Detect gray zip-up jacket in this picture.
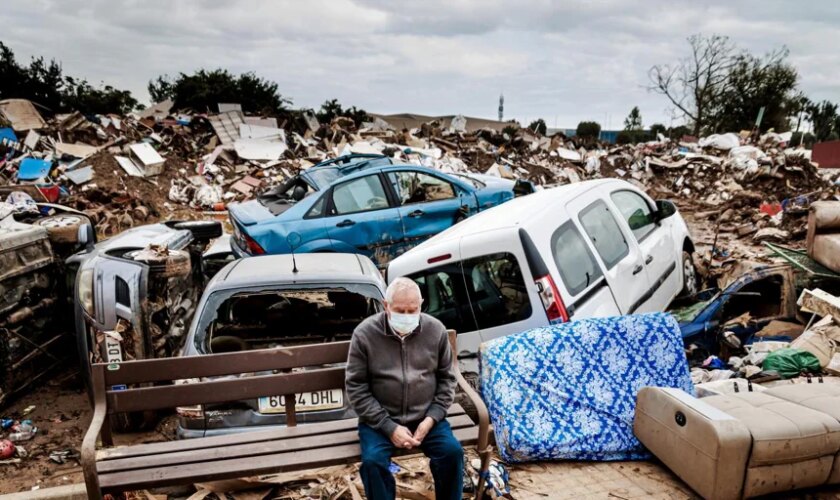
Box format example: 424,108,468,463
345,312,456,437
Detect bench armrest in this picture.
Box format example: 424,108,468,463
448,330,491,499
81,366,109,500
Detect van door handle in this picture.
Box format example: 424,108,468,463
633,265,643,275
645,255,654,265
408,210,425,218
336,219,355,227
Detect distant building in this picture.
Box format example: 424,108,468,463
813,140,840,169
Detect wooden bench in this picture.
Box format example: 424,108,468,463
82,331,491,499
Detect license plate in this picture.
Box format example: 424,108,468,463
104,336,123,364
258,389,343,414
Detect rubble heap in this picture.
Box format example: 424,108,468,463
1,103,837,243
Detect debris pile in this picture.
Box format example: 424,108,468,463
690,287,840,393
1,99,837,244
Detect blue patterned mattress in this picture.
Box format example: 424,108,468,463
480,312,693,462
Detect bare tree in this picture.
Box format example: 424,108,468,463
648,34,736,136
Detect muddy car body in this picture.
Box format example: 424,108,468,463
68,220,229,427
0,202,94,406
674,264,798,352
177,253,385,438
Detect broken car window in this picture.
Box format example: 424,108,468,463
330,175,389,215
721,275,784,323
306,194,327,218
610,190,656,241
196,286,383,354
551,221,604,296
578,200,629,270
388,171,456,205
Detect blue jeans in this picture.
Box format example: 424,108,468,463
359,420,464,500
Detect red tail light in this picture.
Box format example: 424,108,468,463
535,274,569,324
243,232,265,255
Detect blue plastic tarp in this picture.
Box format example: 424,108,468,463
18,158,52,181
480,312,693,462
0,128,17,145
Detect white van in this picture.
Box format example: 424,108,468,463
386,179,696,372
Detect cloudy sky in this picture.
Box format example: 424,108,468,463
3,0,839,129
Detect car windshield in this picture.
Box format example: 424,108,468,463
194,284,383,354
304,167,342,189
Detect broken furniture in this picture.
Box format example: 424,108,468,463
480,312,692,462
807,201,840,274
635,384,840,499
81,330,491,499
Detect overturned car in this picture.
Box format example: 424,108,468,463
1,198,94,406
68,220,231,429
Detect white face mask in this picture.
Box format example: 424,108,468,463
389,312,420,335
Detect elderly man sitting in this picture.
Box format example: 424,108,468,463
345,277,463,500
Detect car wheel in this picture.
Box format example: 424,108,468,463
34,214,87,244
680,251,698,297
125,249,192,279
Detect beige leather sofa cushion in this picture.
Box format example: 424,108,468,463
812,235,840,274
765,383,840,419
811,201,840,230
634,387,751,500
704,392,840,466
744,456,834,498
766,383,840,484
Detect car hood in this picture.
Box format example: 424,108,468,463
229,200,275,226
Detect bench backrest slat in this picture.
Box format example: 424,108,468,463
102,342,351,386
106,367,346,413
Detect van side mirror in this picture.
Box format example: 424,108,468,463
78,223,95,252
655,200,677,221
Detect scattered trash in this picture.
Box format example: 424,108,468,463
48,449,80,464
762,348,821,379
8,420,37,442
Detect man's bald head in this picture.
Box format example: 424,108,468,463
385,277,422,314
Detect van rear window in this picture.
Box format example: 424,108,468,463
406,252,531,333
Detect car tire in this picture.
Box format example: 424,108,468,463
680,251,698,297
125,249,192,279
173,220,222,241
34,214,87,244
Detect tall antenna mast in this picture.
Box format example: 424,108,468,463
498,92,504,122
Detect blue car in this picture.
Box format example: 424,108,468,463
228,154,534,265
673,264,797,353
